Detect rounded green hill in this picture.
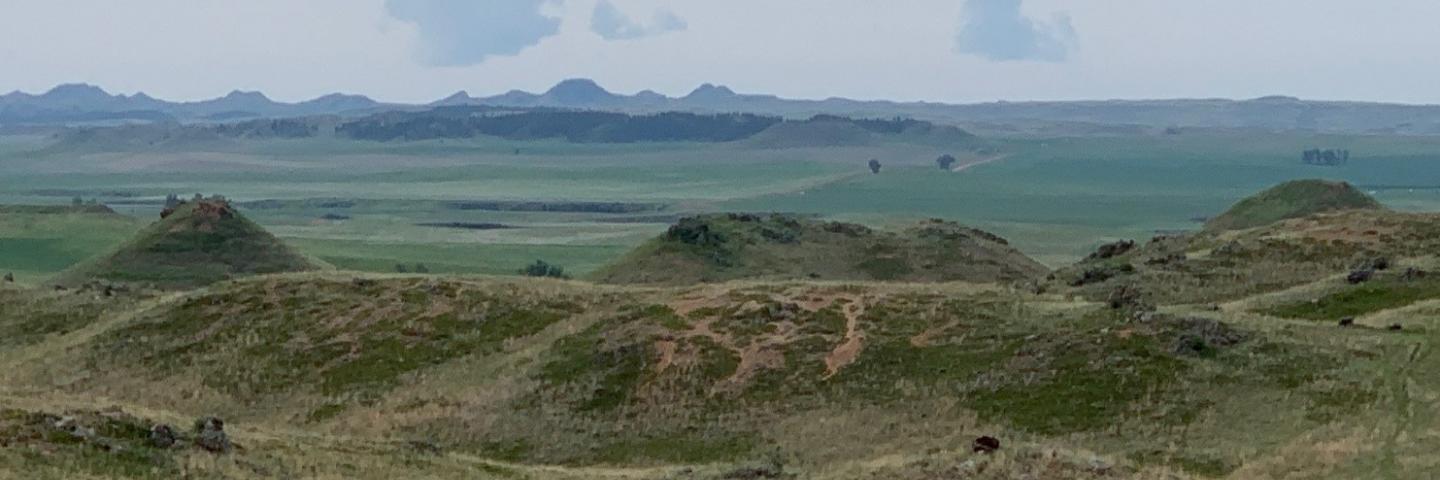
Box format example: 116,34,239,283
589,213,1047,284
1205,179,1382,231
54,199,324,289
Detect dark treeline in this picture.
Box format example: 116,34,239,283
336,107,781,143
208,118,321,139
55,106,963,146
809,114,932,135
1302,148,1350,166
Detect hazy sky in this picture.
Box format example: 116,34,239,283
3,0,1439,104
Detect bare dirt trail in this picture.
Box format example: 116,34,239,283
951,154,1011,173
823,299,867,378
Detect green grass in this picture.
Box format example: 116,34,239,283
96,277,584,406
1264,278,1440,321
1205,179,1382,231
287,237,631,277
0,207,141,283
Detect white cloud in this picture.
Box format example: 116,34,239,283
590,0,686,40
955,0,1076,62
384,0,562,66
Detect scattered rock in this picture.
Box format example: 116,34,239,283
1339,317,1355,327
1131,311,1159,323
1088,457,1113,474
1347,269,1374,284
1402,268,1428,282
1071,264,1135,286
1211,240,1244,256
193,416,231,453
765,302,802,321
1169,317,1246,355
1145,253,1187,266
1087,240,1136,260
721,455,788,479
1107,284,1149,311
405,440,442,455
972,436,1001,454
149,424,178,448
1354,257,1391,271
53,416,96,441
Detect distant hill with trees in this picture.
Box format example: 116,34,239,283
15,79,1440,134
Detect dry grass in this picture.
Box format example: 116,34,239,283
1,264,1438,478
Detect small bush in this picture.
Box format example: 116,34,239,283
519,260,569,279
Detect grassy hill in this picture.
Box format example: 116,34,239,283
5,182,1440,478
0,269,1429,478
1205,179,1383,231
589,214,1048,285
53,199,323,289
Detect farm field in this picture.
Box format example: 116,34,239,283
6,131,1440,278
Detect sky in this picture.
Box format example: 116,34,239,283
2,0,1439,104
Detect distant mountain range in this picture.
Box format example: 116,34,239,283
8,79,1440,134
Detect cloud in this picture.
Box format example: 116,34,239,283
590,0,687,40
385,0,561,66
955,0,1076,62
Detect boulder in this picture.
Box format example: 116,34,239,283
149,424,178,448
1107,284,1148,311
1347,269,1374,285
193,416,231,453
1168,317,1246,355
1087,240,1136,260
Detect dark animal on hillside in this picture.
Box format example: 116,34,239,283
972,436,1001,453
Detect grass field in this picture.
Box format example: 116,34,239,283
6,130,1440,278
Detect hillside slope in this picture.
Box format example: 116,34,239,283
0,271,1428,478
53,199,323,289
589,214,1048,285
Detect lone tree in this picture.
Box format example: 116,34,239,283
868,159,882,174
521,260,569,279
936,154,957,170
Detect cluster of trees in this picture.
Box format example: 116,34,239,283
936,154,957,170
163,193,226,208
1302,148,1350,166
809,114,929,135
338,108,781,143
208,118,320,139
520,260,569,279
868,159,882,174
